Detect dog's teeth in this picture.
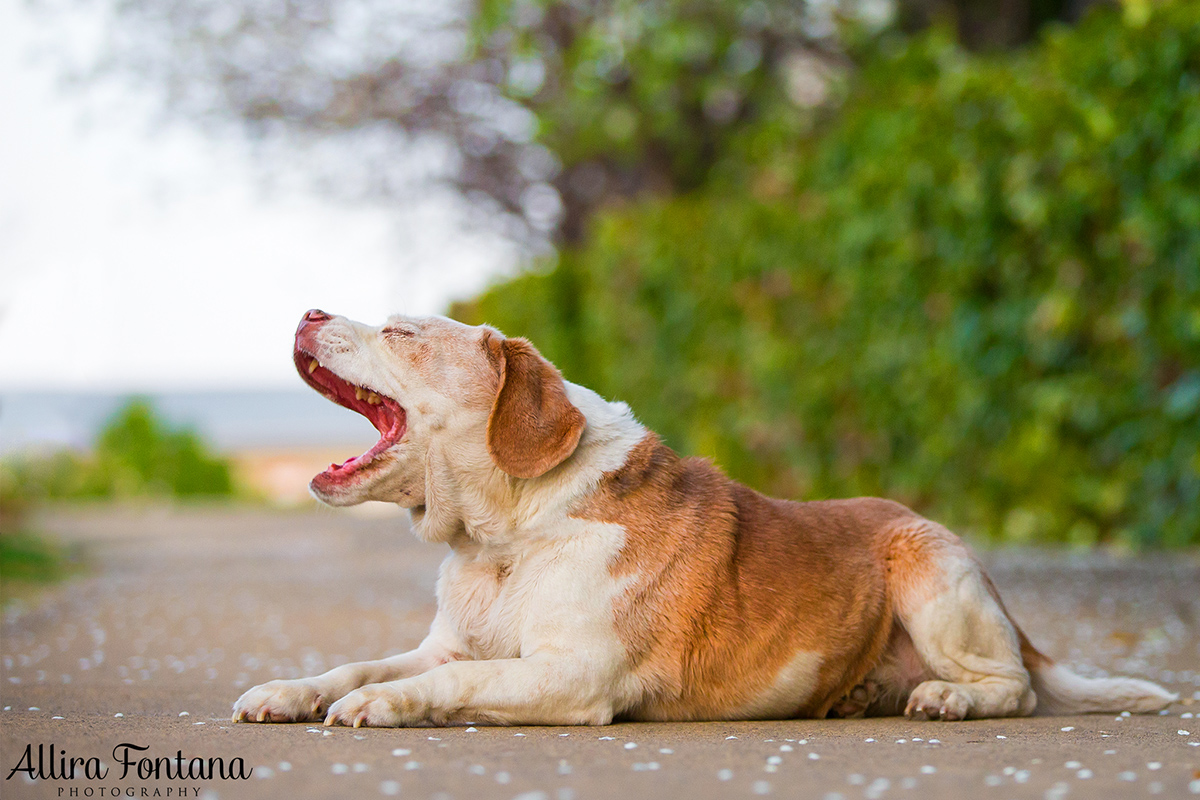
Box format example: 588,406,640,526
367,392,380,404
355,387,366,401
308,359,319,374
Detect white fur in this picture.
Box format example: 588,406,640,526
732,650,824,720
898,556,1036,720
1030,665,1178,715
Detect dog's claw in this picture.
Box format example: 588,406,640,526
324,712,335,727
256,708,268,723
312,696,323,715
353,713,366,729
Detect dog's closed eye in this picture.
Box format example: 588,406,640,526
384,326,418,338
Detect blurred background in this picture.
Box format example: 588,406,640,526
2,0,1198,595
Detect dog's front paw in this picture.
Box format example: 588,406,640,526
324,684,417,728
905,680,970,721
233,679,327,723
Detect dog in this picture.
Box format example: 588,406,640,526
232,309,1176,727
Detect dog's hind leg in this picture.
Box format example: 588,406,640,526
884,521,1037,721
828,680,878,718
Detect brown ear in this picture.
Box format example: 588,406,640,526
487,337,586,479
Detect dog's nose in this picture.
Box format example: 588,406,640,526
297,309,332,340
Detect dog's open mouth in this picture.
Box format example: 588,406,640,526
293,349,407,484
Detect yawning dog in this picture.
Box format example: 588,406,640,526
232,310,1176,727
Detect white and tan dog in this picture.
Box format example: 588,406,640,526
232,310,1176,727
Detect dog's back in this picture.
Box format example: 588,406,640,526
576,432,912,720
574,431,1175,721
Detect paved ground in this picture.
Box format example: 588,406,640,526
2,505,1199,800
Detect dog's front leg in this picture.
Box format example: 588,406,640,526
233,639,457,723
325,654,616,728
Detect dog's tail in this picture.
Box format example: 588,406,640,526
1019,632,1177,715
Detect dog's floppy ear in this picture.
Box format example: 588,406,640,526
486,336,586,479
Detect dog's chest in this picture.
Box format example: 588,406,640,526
440,553,538,660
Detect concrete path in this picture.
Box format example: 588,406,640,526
2,506,1198,799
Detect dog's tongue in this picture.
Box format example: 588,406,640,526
362,398,395,435
294,350,408,486
320,403,407,481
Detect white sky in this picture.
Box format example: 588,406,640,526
0,1,515,391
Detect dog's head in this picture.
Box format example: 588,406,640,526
294,310,586,509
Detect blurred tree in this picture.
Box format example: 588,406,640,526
50,0,850,246
48,0,1095,248
898,0,1108,49
454,2,1200,548
44,0,1195,548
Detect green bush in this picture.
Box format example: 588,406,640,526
2,399,235,502
0,531,73,586
453,3,1200,547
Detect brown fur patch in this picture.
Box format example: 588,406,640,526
486,338,587,479
573,433,927,720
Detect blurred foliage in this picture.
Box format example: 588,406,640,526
1,399,235,505
472,0,856,240
454,2,1200,548
472,0,1095,240
890,0,1103,51
74,0,1101,248
0,531,76,589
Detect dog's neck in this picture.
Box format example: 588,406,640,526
409,382,645,551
